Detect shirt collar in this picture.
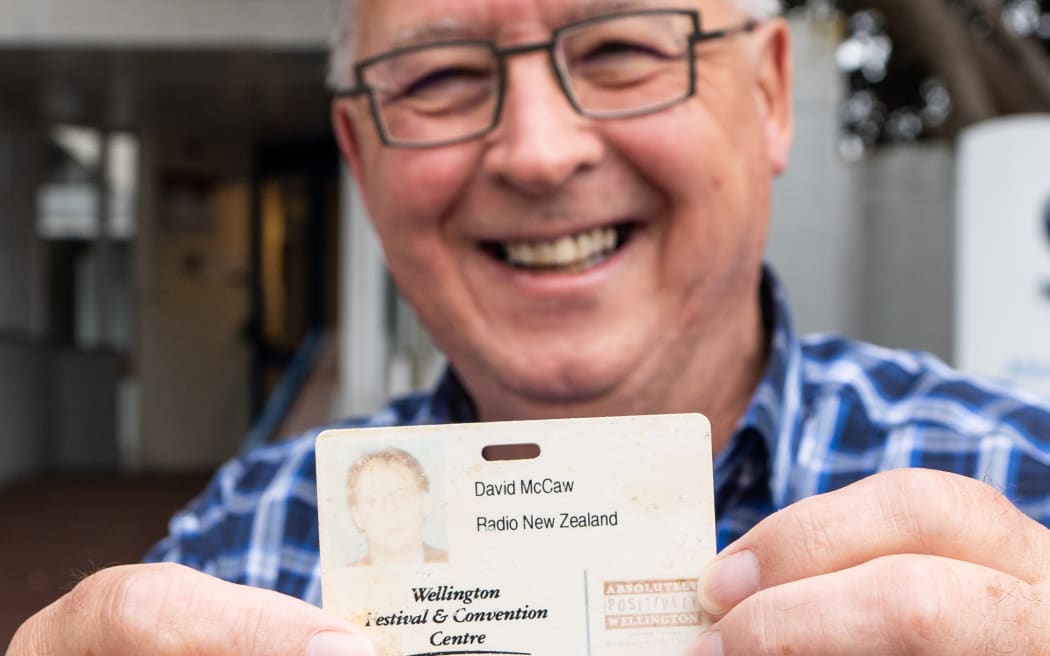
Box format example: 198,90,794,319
734,266,803,460
422,367,478,424
715,265,805,507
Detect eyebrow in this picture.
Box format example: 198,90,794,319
386,0,656,49
387,17,476,50
565,0,653,23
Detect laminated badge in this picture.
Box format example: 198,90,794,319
316,414,715,656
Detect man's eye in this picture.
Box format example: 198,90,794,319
578,40,671,62
397,67,491,100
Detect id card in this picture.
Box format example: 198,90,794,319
315,414,715,655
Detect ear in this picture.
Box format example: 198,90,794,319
332,98,370,193
752,19,794,176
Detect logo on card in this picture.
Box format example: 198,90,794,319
1042,195,1050,302
1043,194,1050,249
602,579,702,630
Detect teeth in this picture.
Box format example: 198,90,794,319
503,226,621,270
554,236,575,262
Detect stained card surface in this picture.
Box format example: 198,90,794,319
315,414,715,656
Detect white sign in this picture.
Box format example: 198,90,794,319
955,115,1050,395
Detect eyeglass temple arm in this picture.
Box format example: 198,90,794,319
335,87,369,98
691,19,760,44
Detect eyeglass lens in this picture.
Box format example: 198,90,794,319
360,11,697,145
555,12,694,116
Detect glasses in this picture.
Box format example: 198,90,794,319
335,8,758,148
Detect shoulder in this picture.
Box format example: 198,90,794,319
424,543,449,563
796,334,1050,512
798,334,1050,434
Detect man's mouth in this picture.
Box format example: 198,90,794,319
484,223,636,273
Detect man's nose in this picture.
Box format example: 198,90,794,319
481,54,605,197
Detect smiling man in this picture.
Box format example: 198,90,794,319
10,1,1050,655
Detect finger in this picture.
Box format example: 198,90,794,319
691,554,1050,656
7,563,376,656
701,468,1050,616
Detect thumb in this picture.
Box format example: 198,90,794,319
7,563,376,656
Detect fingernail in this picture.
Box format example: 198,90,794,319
688,629,724,656
700,549,760,616
307,631,377,656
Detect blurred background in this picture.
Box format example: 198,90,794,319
1,0,1048,644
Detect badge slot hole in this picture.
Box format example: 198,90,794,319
481,443,542,461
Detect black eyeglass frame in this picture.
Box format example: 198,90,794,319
334,8,759,148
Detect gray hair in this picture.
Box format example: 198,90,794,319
327,0,783,89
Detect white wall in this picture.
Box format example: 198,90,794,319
768,16,956,363
768,16,865,338
856,143,955,361
0,0,329,47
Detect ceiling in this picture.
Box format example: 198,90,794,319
0,47,334,142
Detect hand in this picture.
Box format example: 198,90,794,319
690,469,1050,655
7,563,376,656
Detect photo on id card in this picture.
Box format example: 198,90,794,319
316,414,716,656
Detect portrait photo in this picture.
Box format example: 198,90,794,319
321,439,448,567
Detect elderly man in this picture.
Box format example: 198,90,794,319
10,0,1050,654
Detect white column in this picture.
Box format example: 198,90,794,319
335,166,390,418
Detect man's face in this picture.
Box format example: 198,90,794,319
350,462,427,552
335,0,793,419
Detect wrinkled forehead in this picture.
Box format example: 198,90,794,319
353,0,723,55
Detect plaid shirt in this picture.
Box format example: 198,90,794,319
145,269,1050,605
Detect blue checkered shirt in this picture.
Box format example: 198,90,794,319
145,269,1050,605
